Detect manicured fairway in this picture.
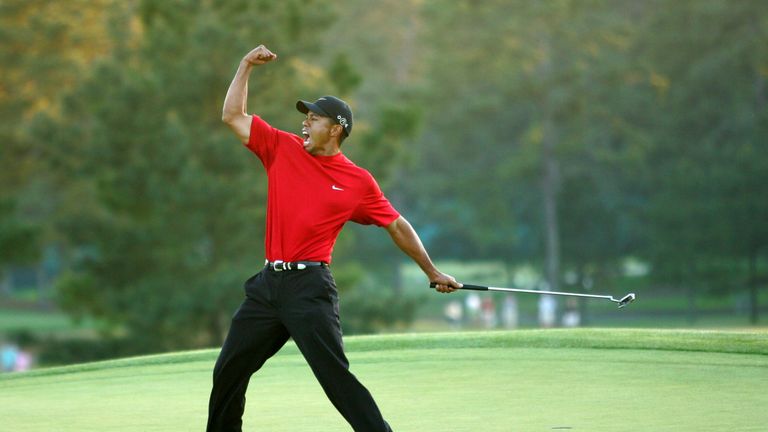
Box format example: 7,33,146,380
1,329,766,431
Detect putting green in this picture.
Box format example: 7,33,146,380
1,329,766,431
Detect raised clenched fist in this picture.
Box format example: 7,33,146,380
243,45,277,66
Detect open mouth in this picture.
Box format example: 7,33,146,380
301,129,310,145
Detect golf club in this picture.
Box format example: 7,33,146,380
429,282,636,309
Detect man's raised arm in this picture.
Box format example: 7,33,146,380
221,45,277,144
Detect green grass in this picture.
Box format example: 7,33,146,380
2,329,767,431
0,309,92,334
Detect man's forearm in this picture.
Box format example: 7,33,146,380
221,47,276,142
386,216,440,280
222,60,252,122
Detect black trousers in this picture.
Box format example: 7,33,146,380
206,266,393,432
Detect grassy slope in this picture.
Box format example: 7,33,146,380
2,329,767,431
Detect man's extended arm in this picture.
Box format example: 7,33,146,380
221,45,277,143
385,216,462,293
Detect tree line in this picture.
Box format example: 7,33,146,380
1,0,766,359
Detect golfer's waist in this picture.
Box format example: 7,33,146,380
265,259,328,272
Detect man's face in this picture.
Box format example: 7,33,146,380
301,111,337,154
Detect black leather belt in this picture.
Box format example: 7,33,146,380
265,260,327,272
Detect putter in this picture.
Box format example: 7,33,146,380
429,283,636,309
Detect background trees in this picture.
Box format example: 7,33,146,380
639,0,768,323
23,0,338,351
1,0,766,361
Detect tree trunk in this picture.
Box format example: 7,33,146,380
749,249,759,324
749,15,764,325
542,117,561,295
538,32,561,302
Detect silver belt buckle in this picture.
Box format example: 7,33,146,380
272,260,285,272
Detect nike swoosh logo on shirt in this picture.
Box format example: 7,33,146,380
331,185,344,191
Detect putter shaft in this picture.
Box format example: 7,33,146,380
429,283,635,308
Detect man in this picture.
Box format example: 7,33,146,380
207,45,461,432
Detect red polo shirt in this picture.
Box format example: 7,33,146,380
245,115,400,263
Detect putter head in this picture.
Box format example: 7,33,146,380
617,293,636,309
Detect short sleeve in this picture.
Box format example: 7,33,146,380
245,115,280,168
350,173,401,227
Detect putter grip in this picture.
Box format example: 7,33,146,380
429,283,488,291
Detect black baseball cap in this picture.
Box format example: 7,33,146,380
296,96,353,137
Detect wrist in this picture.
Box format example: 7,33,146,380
425,268,442,281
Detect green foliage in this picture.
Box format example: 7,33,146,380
348,103,422,185
406,0,649,272
640,0,768,311
4,0,768,358
35,1,338,352
401,0,767,316
328,53,363,96
0,199,39,264
339,284,422,335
